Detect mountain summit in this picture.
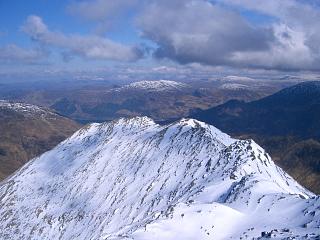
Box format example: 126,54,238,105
0,117,319,239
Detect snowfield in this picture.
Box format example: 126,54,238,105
0,117,319,239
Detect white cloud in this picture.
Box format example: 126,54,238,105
219,0,320,70
137,0,273,66
67,0,135,21
5,0,320,71
134,0,320,71
0,44,48,64
22,15,143,62
67,0,139,34
229,24,315,70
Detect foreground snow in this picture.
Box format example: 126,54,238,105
0,117,319,239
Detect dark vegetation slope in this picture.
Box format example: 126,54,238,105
0,103,80,180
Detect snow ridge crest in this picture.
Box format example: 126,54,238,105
0,117,319,240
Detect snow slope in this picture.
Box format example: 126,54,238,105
0,117,319,239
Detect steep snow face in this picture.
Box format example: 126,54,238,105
113,80,189,92
0,117,319,240
0,100,56,118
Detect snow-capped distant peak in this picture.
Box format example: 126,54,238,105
220,83,250,90
222,75,255,82
114,80,189,92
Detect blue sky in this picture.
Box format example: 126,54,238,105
0,0,158,74
0,1,70,44
1,0,320,80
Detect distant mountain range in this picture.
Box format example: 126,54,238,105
1,79,277,123
0,117,318,239
0,101,80,180
192,81,320,193
49,80,271,123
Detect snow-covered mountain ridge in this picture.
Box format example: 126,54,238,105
0,117,319,239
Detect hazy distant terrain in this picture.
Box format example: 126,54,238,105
0,78,292,123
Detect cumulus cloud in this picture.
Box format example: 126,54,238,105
6,0,320,71
0,44,48,64
67,0,139,34
220,0,320,70
135,0,320,71
137,0,273,66
68,0,136,21
22,15,143,62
